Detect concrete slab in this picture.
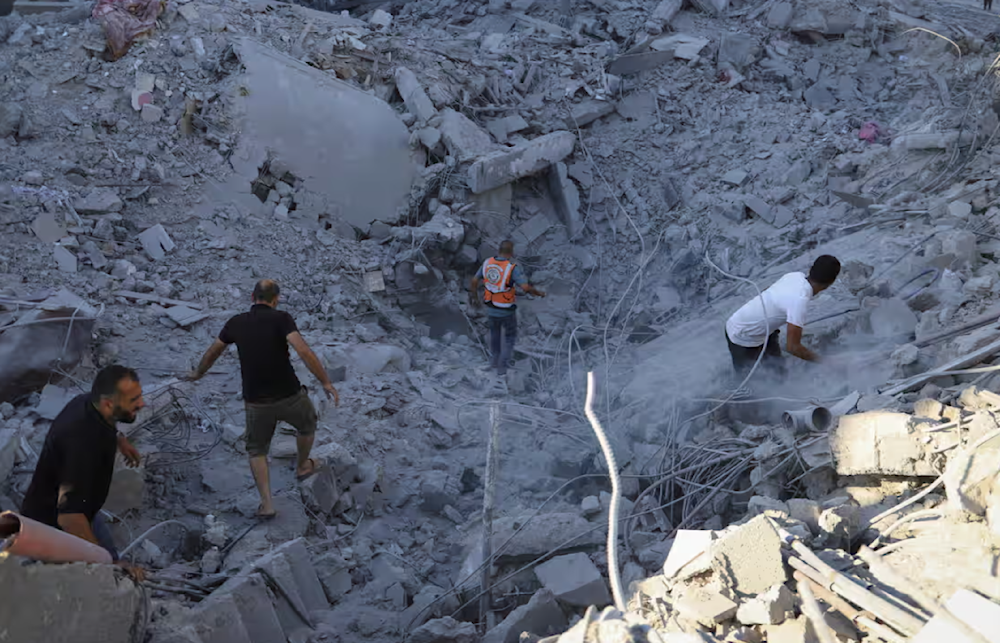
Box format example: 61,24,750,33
215,574,285,643
394,67,437,123
534,553,611,607
736,584,795,625
830,411,937,476
912,589,1000,643
662,530,715,580
467,131,576,194
190,593,252,643
437,108,495,162
711,515,786,597
481,588,567,643
676,587,738,626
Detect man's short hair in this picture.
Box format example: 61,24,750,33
809,255,841,286
252,279,280,303
499,240,514,255
91,365,139,404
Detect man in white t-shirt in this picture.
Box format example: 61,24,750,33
725,255,841,374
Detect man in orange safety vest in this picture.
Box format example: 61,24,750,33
469,240,546,375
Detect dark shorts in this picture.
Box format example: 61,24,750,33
726,329,784,376
244,387,317,457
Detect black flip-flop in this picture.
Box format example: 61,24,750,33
296,458,319,482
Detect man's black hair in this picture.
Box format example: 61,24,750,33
91,365,139,403
809,255,841,286
252,279,280,303
499,240,514,255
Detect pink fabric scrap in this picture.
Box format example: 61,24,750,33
859,121,880,143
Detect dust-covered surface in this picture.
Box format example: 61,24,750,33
4,0,1000,639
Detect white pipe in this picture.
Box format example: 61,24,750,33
120,520,189,558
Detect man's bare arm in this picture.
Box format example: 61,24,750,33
188,339,227,381
785,324,818,362
287,332,339,405
522,283,546,297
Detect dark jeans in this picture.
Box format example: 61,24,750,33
488,314,517,374
92,513,120,561
726,329,783,377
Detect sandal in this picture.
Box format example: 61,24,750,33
256,504,277,520
296,458,319,482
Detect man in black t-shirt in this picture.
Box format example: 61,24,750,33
21,365,144,569
188,279,338,519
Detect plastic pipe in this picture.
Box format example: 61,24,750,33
799,579,838,643
782,406,833,434
793,571,905,643
0,511,112,564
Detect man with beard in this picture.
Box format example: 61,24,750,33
21,365,145,568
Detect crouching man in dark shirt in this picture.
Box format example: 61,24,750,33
187,279,339,520
21,365,145,572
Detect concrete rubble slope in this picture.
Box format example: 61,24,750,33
5,0,1000,640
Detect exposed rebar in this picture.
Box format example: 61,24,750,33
479,401,500,631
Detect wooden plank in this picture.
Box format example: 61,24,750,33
880,336,1000,396
116,290,204,310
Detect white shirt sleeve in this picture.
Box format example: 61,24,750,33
785,292,809,328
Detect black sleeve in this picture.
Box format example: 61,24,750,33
218,317,236,344
56,436,101,517
280,312,299,337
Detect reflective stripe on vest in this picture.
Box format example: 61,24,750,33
482,258,516,308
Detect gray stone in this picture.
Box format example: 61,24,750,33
581,495,601,517
534,553,611,607
746,496,789,517
566,99,615,128
737,584,795,626
411,617,478,643
711,516,786,597
141,104,164,123
804,83,837,110
650,0,683,25
869,298,918,338
784,159,812,185
420,470,459,514
190,594,251,643
718,33,759,71
138,224,175,261
74,188,123,214
454,245,479,267
787,499,820,534
548,162,581,238
742,195,773,222
104,463,144,515
314,552,353,603
511,212,553,247
940,229,979,267
690,0,728,15
676,587,738,626
468,131,576,194
437,108,494,162
481,588,567,643
214,575,284,643
0,429,18,483
0,103,23,138
401,585,448,631
417,127,443,154
395,67,437,123
299,464,339,515
491,513,604,563
266,495,309,543
767,2,793,28
0,556,142,642
53,245,77,273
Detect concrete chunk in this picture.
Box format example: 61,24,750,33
215,575,284,643
314,552,353,604
676,587,738,626
912,589,1000,643
74,188,122,214
138,224,175,261
412,617,478,643
662,530,715,580
0,429,19,484
737,584,795,625
830,411,937,476
711,516,786,597
300,464,339,515
511,211,553,247
649,33,710,60
548,162,581,238
746,496,789,517
534,553,611,607
491,512,604,563
53,245,77,273
32,212,66,243
787,499,821,534
190,594,252,643
481,588,567,643
395,67,437,123
565,99,615,128
468,131,576,194
869,298,918,338
437,108,494,162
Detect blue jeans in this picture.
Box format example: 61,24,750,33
92,513,120,561
488,314,517,373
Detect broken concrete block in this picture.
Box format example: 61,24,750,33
36,384,75,421
31,212,66,244
481,588,567,643
491,513,604,563
831,411,937,476
300,464,339,515
743,195,773,222
649,33,710,60
711,516,786,597
74,188,123,214
676,587,738,627
141,104,164,123
944,431,1000,515
818,504,861,547
869,298,918,338
581,495,601,517
369,8,392,28
548,162,581,238
437,108,494,162
395,67,437,123
767,2,793,28
314,552,353,604
663,529,715,580
138,224,175,261
0,429,18,483
722,170,748,186
534,553,612,607
737,584,795,625
0,103,24,138
912,589,1000,643
511,211,553,248
718,32,759,72
53,245,77,273
565,99,615,128
0,556,142,641
787,499,820,534
766,616,817,643
467,131,576,194
411,616,478,643
948,201,972,219
746,496,789,517
420,470,459,514
103,462,145,515
689,0,728,15
650,0,683,25
940,229,979,268
214,574,284,643
804,83,837,110
190,594,252,643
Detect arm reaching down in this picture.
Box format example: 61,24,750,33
188,339,228,381
522,284,546,298
786,324,819,362
287,331,339,406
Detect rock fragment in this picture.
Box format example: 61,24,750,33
534,553,612,607
468,131,576,194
